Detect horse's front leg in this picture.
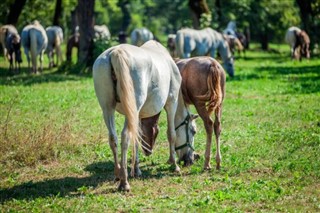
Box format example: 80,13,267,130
164,102,180,173
119,121,130,191
133,141,142,177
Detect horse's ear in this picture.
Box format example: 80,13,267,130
190,114,199,121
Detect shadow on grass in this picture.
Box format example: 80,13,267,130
0,159,181,203
0,161,115,203
0,64,91,86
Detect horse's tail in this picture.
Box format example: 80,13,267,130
198,62,222,115
110,48,139,171
175,31,184,58
29,29,38,72
54,30,63,63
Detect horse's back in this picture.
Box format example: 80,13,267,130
285,26,301,46
130,28,154,46
22,24,48,51
176,56,225,104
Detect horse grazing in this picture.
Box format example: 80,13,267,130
0,25,22,73
21,21,48,73
93,40,198,191
176,56,226,170
224,34,244,57
130,27,154,46
46,26,64,68
66,33,79,62
167,34,176,57
175,27,235,77
285,26,310,60
94,25,111,40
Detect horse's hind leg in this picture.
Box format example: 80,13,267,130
194,103,214,170
118,120,131,191
214,105,222,170
102,110,121,182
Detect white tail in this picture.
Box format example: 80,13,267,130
110,48,139,174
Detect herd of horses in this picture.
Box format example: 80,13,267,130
0,21,311,191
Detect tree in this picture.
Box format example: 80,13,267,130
53,0,62,26
77,0,95,66
296,0,320,52
6,0,27,25
188,0,210,29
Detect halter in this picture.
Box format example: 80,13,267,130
175,113,195,151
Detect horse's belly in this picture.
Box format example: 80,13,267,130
139,90,167,118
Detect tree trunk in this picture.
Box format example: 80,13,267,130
6,0,27,25
296,0,315,51
215,0,222,28
188,0,210,29
77,0,95,66
53,0,62,26
117,0,131,43
260,33,268,50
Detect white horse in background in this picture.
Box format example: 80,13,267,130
130,27,154,46
223,21,237,36
93,40,198,191
21,21,48,73
46,26,63,68
175,27,235,77
94,25,111,40
285,26,310,60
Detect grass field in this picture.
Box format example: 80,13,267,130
0,44,319,212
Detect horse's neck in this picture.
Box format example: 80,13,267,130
218,39,231,63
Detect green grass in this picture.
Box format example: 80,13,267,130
0,43,319,212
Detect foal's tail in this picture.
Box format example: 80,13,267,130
198,62,223,115
175,31,184,58
110,48,139,160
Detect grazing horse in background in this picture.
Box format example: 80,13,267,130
285,26,310,60
21,21,48,73
224,34,244,57
167,34,176,57
223,21,237,37
46,26,64,68
176,56,226,170
0,25,22,72
130,27,154,46
175,27,235,77
93,40,198,191
66,33,79,62
94,25,111,40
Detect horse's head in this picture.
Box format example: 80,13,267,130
140,112,161,156
299,31,310,59
175,113,199,166
219,38,235,77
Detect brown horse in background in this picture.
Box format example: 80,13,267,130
66,33,79,62
285,26,310,60
176,56,226,170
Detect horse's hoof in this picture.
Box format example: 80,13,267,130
204,164,212,170
174,165,181,173
216,164,221,170
118,182,130,192
167,158,175,165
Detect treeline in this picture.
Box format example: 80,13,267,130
0,0,319,65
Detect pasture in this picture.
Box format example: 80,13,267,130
0,44,319,212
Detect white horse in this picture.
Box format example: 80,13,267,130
94,25,111,40
223,21,237,36
130,27,154,46
175,27,235,77
93,40,198,191
46,26,63,68
21,21,48,73
285,26,310,60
